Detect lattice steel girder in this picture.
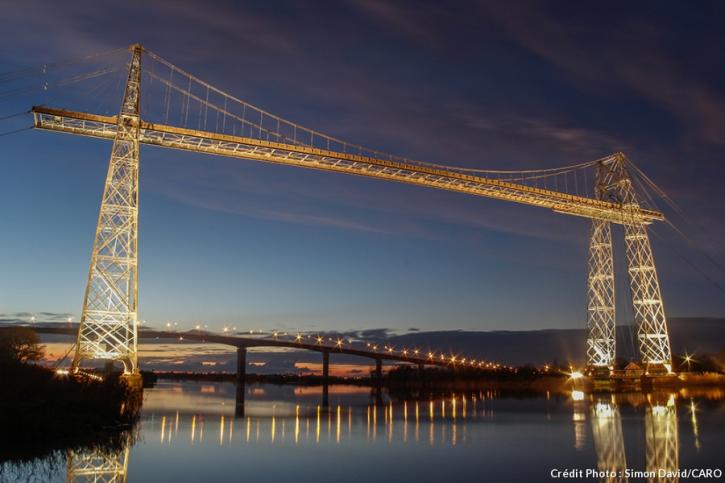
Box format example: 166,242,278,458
31,107,664,225
71,45,142,374
586,219,616,368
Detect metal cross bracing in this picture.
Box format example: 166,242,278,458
586,217,616,370
584,156,672,374
585,161,618,373
27,44,673,375
70,44,142,374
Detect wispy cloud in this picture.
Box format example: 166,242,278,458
482,1,725,146
151,180,391,235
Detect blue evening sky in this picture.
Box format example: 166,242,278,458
1,1,724,333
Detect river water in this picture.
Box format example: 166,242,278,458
2,381,724,482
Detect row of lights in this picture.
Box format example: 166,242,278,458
54,368,102,381
282,333,508,369
27,315,74,323
54,318,510,371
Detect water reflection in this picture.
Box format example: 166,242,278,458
688,399,700,451
67,434,131,483
573,392,588,450
2,383,722,482
590,397,627,482
143,387,505,447
645,395,678,483
577,393,682,483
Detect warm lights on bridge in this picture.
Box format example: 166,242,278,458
137,324,511,371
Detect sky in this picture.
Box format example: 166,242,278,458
1,0,725,337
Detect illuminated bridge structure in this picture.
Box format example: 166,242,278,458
27,44,674,378
25,326,501,382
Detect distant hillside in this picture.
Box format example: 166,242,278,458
384,317,725,366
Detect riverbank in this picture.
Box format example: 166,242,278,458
150,367,725,394
0,363,141,463
150,368,572,392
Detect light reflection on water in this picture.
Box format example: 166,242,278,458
139,383,510,451
152,401,473,447
3,382,724,482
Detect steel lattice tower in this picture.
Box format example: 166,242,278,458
586,154,672,374
71,45,142,374
585,162,617,370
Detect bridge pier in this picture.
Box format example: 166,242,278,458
375,358,382,380
374,385,383,406
322,350,330,380
418,362,425,378
322,383,329,408
235,380,245,418
236,346,247,382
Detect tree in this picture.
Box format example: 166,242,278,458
0,327,45,364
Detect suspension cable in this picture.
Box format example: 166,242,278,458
0,47,126,84
649,226,725,296
0,125,32,137
144,49,611,179
0,66,121,101
0,109,29,121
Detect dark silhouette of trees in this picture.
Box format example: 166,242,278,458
0,327,45,365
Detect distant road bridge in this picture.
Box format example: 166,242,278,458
18,326,496,381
